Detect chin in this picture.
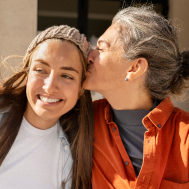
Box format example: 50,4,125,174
83,80,91,90
44,117,60,124
37,111,59,122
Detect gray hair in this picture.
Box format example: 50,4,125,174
113,6,189,100
23,25,91,63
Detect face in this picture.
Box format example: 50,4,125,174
83,24,127,94
24,40,82,129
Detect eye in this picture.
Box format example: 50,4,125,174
96,47,102,51
35,69,46,74
61,74,73,80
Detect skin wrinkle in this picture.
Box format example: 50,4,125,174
85,24,153,110
97,27,126,83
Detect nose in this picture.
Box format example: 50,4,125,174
42,74,59,94
87,49,98,64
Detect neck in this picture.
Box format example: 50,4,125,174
101,84,153,111
24,109,57,130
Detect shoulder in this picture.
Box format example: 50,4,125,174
58,122,73,183
171,107,189,142
92,98,111,132
172,107,189,125
151,98,189,132
93,98,108,112
93,98,109,121
58,122,72,154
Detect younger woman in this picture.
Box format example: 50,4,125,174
0,25,93,189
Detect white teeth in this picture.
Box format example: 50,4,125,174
39,96,61,103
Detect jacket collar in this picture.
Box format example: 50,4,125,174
143,98,174,130
104,98,174,130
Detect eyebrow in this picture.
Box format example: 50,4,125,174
34,59,79,73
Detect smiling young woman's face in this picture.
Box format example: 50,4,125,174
24,40,83,129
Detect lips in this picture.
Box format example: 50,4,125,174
39,95,62,103
86,65,92,73
86,69,91,73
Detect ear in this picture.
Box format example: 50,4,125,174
125,58,148,81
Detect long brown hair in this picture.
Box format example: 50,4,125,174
0,30,94,189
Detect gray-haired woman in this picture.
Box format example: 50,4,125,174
0,25,94,189
84,6,189,189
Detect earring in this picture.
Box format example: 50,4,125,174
125,77,129,81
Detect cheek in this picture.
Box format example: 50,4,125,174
95,55,112,74
95,56,102,67
61,82,81,98
26,74,43,97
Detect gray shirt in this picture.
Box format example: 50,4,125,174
112,100,159,176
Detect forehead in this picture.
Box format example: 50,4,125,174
31,40,82,67
98,24,122,50
34,40,79,57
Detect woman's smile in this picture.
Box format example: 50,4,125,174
38,94,63,104
24,39,82,129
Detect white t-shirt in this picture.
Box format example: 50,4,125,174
0,117,72,189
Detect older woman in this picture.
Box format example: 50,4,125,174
0,25,93,189
84,6,189,189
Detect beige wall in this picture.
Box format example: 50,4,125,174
0,0,37,58
169,0,189,50
0,0,188,111
169,0,189,112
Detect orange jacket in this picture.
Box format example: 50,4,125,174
92,98,189,189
